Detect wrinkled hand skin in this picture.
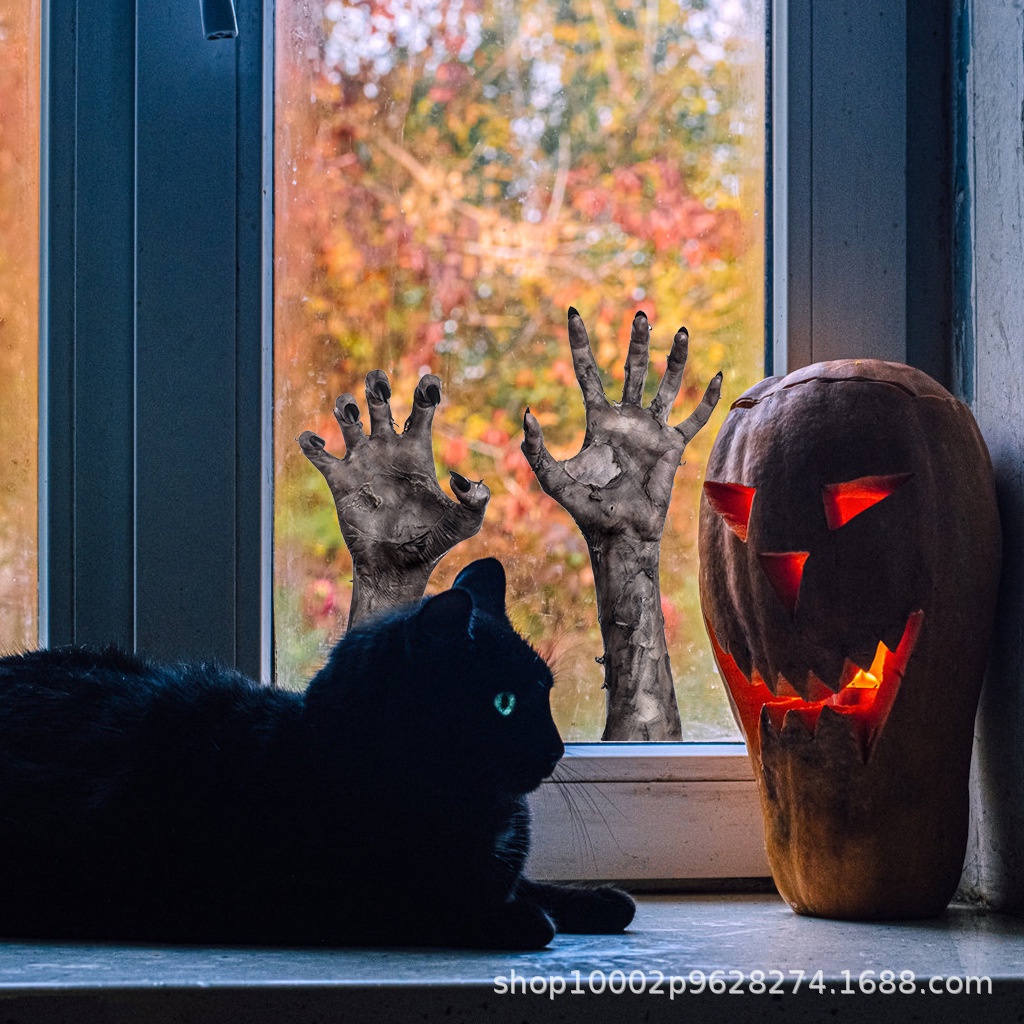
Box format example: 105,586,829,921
522,308,721,740
298,371,490,627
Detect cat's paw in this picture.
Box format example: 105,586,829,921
566,884,636,933
519,879,636,934
488,899,556,950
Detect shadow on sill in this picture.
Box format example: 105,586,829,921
1,893,1023,1023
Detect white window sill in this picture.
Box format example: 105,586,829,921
2,895,1023,1021
529,743,770,882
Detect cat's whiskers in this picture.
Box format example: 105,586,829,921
545,778,598,871
554,760,626,825
550,772,629,873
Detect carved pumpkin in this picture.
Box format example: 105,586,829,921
698,360,1001,919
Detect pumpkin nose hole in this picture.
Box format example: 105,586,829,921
758,551,809,616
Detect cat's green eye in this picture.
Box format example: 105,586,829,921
494,692,516,717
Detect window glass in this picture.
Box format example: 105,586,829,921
275,0,763,740
0,0,40,650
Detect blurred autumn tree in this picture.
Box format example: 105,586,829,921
275,0,764,739
0,0,40,651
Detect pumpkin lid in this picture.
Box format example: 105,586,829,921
732,359,955,410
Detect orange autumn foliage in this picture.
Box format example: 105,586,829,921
273,0,765,740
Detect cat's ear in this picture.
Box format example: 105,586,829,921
416,587,474,637
452,558,507,618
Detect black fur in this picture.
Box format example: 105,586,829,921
0,559,634,949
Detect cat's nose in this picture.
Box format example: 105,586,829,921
543,742,565,777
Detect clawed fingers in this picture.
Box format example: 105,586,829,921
567,307,610,415
297,429,328,455
405,373,443,443
440,471,490,543
675,371,723,444
521,408,551,477
649,326,689,422
621,310,651,406
449,470,490,512
333,393,367,453
365,369,396,435
296,429,345,482
521,408,589,505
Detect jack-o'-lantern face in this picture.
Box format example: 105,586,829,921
702,471,922,761
697,359,1001,920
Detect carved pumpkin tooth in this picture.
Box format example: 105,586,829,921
729,639,754,681
846,646,877,673
813,704,863,758
808,650,847,694
805,672,834,703
881,621,908,654
774,676,801,699
758,705,777,747
837,659,863,692
777,670,820,701
751,666,772,695
780,708,813,743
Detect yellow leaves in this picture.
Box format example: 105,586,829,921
321,228,364,287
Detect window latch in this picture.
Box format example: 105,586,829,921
201,0,238,40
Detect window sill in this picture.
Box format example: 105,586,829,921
529,743,770,882
2,894,1023,1022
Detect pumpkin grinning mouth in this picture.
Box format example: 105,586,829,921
708,611,924,761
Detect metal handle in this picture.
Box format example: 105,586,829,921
201,0,238,40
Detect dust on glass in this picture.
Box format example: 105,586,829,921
274,0,764,740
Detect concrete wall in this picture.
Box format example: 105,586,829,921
958,0,1024,910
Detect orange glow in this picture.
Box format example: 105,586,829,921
757,551,809,616
707,611,923,761
833,641,886,706
822,473,912,530
703,481,756,542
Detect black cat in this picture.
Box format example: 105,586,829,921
0,558,634,949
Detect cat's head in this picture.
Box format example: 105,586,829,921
415,558,565,795
310,558,565,797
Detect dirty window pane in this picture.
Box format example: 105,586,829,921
274,0,764,740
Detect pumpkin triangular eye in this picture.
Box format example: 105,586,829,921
703,481,757,542
822,473,912,530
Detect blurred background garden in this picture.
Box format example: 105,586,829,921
0,0,40,655
274,0,765,739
